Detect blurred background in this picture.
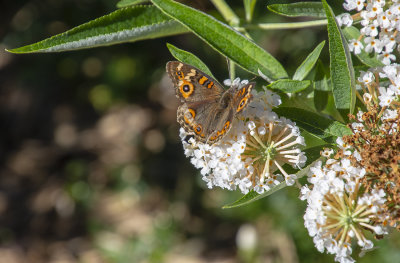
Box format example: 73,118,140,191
1,0,400,262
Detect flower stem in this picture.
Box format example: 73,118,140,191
241,20,328,30
210,0,240,26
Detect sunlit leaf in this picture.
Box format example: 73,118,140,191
116,0,149,8
8,5,187,53
293,41,325,81
268,2,326,18
167,43,215,78
151,0,288,80
268,79,311,93
322,0,355,112
273,107,352,143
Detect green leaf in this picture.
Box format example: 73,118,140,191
268,2,326,18
222,145,326,209
322,0,356,112
116,0,149,8
314,89,329,112
222,184,286,209
244,0,257,22
7,5,187,53
293,41,325,81
314,60,330,91
342,26,384,67
166,43,215,78
151,0,288,80
273,107,352,143
268,79,311,93
314,60,330,111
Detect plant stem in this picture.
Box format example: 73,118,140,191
210,0,240,26
244,0,257,22
228,59,236,81
242,19,328,30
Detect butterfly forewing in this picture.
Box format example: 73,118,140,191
166,61,225,103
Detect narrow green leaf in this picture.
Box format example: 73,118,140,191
273,107,352,142
166,43,215,78
244,0,257,22
322,0,356,112
268,2,326,18
314,60,329,111
293,41,325,81
268,79,311,93
342,26,384,67
314,89,329,112
314,60,330,91
151,0,288,80
222,145,326,209
222,183,286,209
7,5,187,53
116,0,149,8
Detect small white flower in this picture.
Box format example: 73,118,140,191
343,0,358,11
337,13,354,27
379,51,396,65
361,21,379,37
356,0,366,11
321,148,334,158
366,2,383,18
382,108,399,120
348,39,364,54
358,70,375,84
378,11,392,28
364,37,383,52
378,86,395,106
380,64,398,78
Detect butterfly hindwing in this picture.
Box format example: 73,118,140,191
232,82,255,114
177,100,221,143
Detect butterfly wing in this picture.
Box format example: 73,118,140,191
206,82,255,144
166,61,225,103
177,101,221,143
231,82,255,114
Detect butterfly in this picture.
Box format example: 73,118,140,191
166,61,254,145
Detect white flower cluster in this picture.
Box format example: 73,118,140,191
180,79,306,194
358,64,400,118
342,0,400,64
301,150,388,263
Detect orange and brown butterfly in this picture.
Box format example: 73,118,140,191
166,61,254,144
